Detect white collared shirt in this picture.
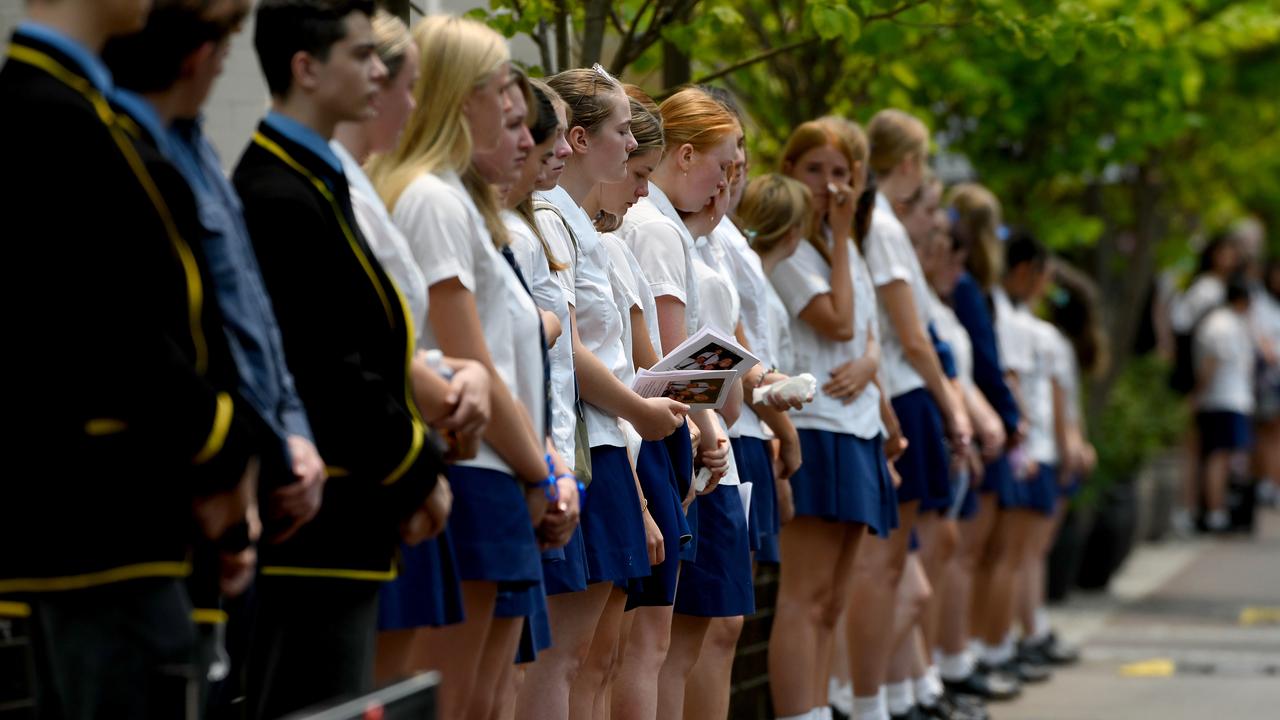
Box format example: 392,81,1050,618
540,187,629,448
505,210,576,462
602,231,663,368
394,170,545,472
331,141,428,333
864,192,933,399
621,183,701,341
771,232,883,439
1195,306,1256,414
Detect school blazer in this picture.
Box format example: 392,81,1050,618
233,123,444,580
0,33,261,595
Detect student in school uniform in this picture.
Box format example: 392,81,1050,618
944,184,1025,699
540,67,690,718
369,16,573,719
587,91,703,720
2,2,262,715
1193,275,1257,532
232,2,462,715
621,85,745,720
982,233,1056,685
328,11,499,685
772,118,899,720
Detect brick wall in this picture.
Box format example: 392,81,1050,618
730,566,780,720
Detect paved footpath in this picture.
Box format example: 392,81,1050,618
993,509,1280,720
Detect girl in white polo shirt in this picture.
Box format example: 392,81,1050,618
369,17,569,719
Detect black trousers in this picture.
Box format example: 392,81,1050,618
246,577,379,719
27,578,199,720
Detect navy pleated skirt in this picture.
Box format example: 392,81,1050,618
980,453,1019,509
791,428,899,537
626,439,692,608
377,533,464,631
445,465,542,584
673,483,755,617
495,580,551,664
664,423,697,563
732,436,780,563
542,525,588,596
891,388,953,511
582,445,650,584
1018,462,1059,516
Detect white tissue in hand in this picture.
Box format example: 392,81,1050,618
754,373,817,405
693,467,712,493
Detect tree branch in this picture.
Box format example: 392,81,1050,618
677,36,820,94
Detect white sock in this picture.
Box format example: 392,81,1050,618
818,708,834,720
885,680,914,715
914,669,943,708
1031,607,1052,642
1206,508,1230,530
983,638,1014,665
940,649,974,680
853,690,889,720
830,677,854,716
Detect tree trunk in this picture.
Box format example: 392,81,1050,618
581,0,610,67
663,40,691,88
555,6,571,74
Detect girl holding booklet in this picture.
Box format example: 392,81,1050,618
770,118,898,720
620,86,746,720
538,66,688,718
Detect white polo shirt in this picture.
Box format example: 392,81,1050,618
621,183,701,341
771,231,883,439
394,170,546,473
540,188,629,449
505,210,575,463
1195,306,1256,414
332,141,428,333
711,217,773,440
864,192,932,399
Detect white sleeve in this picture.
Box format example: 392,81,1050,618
696,269,737,335
770,242,831,317
604,235,642,310
534,209,577,304
394,181,477,291
627,220,689,303
863,212,915,289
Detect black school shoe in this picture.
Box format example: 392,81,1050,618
920,694,988,720
943,668,1021,701
1026,632,1081,665
977,658,1051,685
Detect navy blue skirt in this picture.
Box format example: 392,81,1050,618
582,445,650,584
674,484,755,617
377,533,465,631
1197,410,1253,456
791,428,899,537
446,465,542,584
626,440,693,608
980,453,1019,509
1059,473,1083,499
495,580,551,664
732,437,780,564
542,526,588,595
891,388,953,510
665,425,697,563
1019,463,1059,516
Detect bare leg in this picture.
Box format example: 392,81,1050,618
611,603,675,720
940,495,995,659
846,501,917,700
571,585,628,720
374,628,417,686
515,583,612,720
413,581,498,720
489,663,523,720
683,615,744,720
467,616,522,720
977,510,1032,648
886,556,932,686
1203,450,1232,513
766,518,863,716
657,612,712,720
915,513,958,656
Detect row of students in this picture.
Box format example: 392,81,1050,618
1,2,1104,720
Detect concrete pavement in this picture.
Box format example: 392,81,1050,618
992,509,1280,720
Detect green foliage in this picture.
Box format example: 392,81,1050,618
1082,354,1187,506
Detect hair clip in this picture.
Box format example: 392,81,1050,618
591,63,618,85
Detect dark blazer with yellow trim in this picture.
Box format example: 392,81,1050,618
233,121,444,578
0,33,260,594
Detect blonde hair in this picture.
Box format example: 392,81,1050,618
735,174,813,255
657,86,740,156
867,108,928,177
548,66,624,135
948,182,1004,289
624,85,664,157
780,119,859,264
371,9,413,82
369,15,509,213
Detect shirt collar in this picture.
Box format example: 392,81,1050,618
645,182,696,248
264,110,343,177
112,89,171,156
14,21,113,95
875,190,893,213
